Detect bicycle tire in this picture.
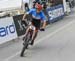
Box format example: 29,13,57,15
20,32,31,57
20,44,27,57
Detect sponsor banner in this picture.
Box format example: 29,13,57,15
0,17,18,44
13,14,26,36
46,4,65,23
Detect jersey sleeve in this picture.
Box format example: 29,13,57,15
26,9,34,14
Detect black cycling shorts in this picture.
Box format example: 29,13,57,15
32,18,41,29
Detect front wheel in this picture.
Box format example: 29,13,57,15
20,44,27,57
20,32,31,57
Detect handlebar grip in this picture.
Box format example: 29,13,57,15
40,28,45,31
22,21,28,26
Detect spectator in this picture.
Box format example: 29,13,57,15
22,0,30,12
24,3,30,12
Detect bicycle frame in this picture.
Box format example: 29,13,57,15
20,23,35,57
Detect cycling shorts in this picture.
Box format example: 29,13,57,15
32,18,41,30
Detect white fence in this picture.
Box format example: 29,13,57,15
0,17,18,44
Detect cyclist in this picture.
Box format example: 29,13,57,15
22,3,46,45
33,1,41,8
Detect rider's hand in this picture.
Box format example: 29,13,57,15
40,28,45,31
22,19,27,21
22,19,28,26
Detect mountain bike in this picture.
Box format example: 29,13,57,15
20,21,35,57
20,20,45,57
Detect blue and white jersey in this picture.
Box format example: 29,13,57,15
26,8,46,21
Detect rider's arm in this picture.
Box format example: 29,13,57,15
22,9,33,20
22,13,27,20
42,20,46,29
41,12,47,29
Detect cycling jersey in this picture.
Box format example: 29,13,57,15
26,8,46,21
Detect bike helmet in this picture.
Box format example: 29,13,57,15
35,3,43,11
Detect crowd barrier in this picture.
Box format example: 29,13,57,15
0,17,18,44
13,14,26,36
0,15,30,44
46,4,65,23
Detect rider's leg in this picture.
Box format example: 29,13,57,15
31,30,36,40
31,29,38,45
32,30,38,41
23,26,30,40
